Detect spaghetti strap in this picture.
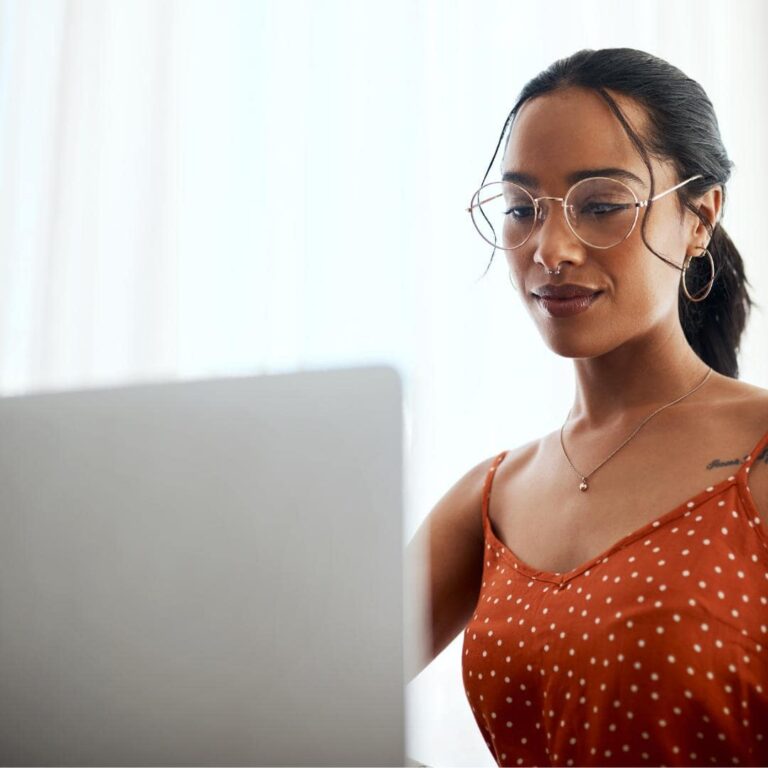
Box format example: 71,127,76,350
739,422,768,477
482,451,508,528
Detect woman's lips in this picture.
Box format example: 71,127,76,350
535,291,603,318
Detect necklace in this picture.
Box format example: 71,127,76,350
560,366,713,492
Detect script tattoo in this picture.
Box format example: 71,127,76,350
706,444,768,471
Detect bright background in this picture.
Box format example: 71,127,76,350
1,1,767,765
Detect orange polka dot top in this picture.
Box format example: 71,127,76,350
462,426,768,767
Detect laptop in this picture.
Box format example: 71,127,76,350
0,364,406,766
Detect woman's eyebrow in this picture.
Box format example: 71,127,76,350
501,167,646,190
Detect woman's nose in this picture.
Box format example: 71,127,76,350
534,201,577,240
531,201,587,266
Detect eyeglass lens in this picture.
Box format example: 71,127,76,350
470,178,639,250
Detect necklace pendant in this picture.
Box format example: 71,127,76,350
579,478,589,492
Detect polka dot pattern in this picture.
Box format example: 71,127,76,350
462,427,768,767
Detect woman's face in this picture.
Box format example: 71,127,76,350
502,86,713,360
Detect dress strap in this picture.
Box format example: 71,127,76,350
739,422,768,478
482,451,508,525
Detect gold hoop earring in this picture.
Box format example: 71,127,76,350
681,246,715,302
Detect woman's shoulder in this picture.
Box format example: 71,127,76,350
719,376,768,401
710,376,768,427
730,381,768,519
488,435,542,484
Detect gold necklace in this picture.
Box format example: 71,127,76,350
560,366,713,492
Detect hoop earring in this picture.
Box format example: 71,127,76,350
508,270,518,290
681,246,715,302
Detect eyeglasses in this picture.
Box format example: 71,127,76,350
466,174,703,250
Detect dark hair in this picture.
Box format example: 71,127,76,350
479,47,758,379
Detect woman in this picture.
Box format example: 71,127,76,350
408,48,768,767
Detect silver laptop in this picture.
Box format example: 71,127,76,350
0,365,405,766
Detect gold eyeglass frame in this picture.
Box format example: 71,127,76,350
466,174,704,250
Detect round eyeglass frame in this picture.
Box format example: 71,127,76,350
466,174,704,251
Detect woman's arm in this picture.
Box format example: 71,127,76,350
404,456,494,683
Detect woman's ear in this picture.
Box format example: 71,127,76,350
689,185,723,246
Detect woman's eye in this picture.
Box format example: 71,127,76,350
505,206,535,219
582,202,626,215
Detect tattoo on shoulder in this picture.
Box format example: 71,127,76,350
706,456,742,471
706,444,768,471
